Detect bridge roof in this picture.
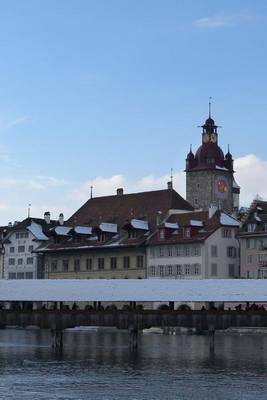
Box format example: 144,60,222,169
1,279,267,302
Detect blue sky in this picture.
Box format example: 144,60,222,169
0,0,266,223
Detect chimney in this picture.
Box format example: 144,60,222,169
156,211,162,226
117,188,124,196
167,181,173,190
8,222,12,227
44,211,51,224
58,213,64,226
209,204,218,219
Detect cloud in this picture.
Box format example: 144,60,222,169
0,153,266,225
193,13,255,29
235,154,267,205
0,115,30,132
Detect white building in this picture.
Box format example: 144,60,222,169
2,213,59,279
147,209,240,280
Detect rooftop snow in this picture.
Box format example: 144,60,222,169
131,219,149,230
54,226,72,236
190,220,203,227
27,222,49,241
220,213,240,227
164,222,179,230
233,179,241,189
74,226,92,235
99,223,117,233
1,279,267,302
216,165,229,171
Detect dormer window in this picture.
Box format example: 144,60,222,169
247,223,256,233
159,229,165,240
99,232,106,242
128,230,137,239
184,228,191,238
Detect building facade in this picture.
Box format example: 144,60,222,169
147,209,240,279
37,186,194,279
239,200,267,278
186,114,240,214
2,214,57,279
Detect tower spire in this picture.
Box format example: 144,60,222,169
209,96,212,118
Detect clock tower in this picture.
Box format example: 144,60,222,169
185,112,240,214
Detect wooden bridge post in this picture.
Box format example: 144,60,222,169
129,326,138,350
209,329,215,353
51,329,63,351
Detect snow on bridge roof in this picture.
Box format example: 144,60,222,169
1,279,267,303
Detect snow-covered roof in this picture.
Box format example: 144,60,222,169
255,216,262,222
216,165,229,171
74,226,92,235
131,219,149,230
164,222,179,230
190,220,203,227
220,213,240,227
99,223,117,234
54,226,72,236
27,222,49,241
1,279,267,302
233,179,240,189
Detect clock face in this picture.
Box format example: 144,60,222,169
215,176,229,199
210,133,217,143
203,133,209,143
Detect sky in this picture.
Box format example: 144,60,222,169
0,0,267,224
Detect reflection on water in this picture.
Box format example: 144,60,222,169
0,329,267,399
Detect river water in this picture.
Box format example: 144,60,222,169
0,329,267,399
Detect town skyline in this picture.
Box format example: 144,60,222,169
0,0,266,223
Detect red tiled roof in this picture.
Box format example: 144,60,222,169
67,189,193,230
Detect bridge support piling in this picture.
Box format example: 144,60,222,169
51,329,63,351
129,326,138,350
209,329,215,353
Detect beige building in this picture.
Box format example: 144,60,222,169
147,208,240,279
37,186,194,279
239,200,267,278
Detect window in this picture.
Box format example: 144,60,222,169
185,247,190,256
227,246,236,258
194,264,200,275
229,264,235,277
150,266,156,276
24,232,29,238
8,258,15,266
128,230,137,239
159,265,164,276
246,239,250,249
123,256,130,269
158,247,164,257
184,228,191,238
137,255,144,269
17,272,24,279
194,198,198,206
110,257,117,270
74,259,80,272
211,245,218,257
26,272,33,279
98,258,105,270
167,265,173,275
222,229,232,238
62,259,69,272
247,254,253,265
167,247,173,257
194,247,200,256
185,264,190,275
211,263,217,276
28,245,33,252
8,272,16,279
51,260,57,272
86,258,92,271
18,258,23,265
27,257,33,265
175,246,181,256
99,232,106,242
18,246,25,253
15,233,19,239
150,247,155,257
247,224,256,233
9,247,14,253
176,265,182,275
264,223,267,232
